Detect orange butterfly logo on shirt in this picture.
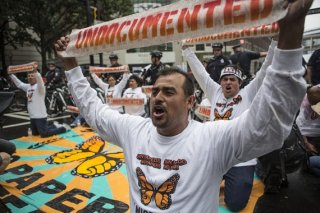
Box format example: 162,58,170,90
46,136,124,178
136,167,180,210
214,108,233,121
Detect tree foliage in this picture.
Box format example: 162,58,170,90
96,0,134,21
1,0,134,73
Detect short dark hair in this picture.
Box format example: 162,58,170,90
106,74,116,82
157,66,194,98
129,74,143,87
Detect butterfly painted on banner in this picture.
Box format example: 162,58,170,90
45,136,124,178
214,108,233,121
136,167,180,210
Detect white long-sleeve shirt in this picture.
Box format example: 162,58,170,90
65,47,306,213
122,87,147,116
10,72,47,118
184,41,277,167
91,73,130,112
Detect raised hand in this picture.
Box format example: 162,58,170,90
54,36,78,70
278,0,314,49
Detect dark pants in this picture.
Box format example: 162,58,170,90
306,137,320,176
0,138,16,155
223,165,255,212
30,118,66,138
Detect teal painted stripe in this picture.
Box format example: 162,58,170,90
254,172,262,181
59,130,85,144
10,139,34,149
88,175,113,207
17,155,49,161
219,206,233,212
11,131,85,151
29,163,62,174
27,145,72,151
5,203,39,212
55,169,79,185
119,164,127,177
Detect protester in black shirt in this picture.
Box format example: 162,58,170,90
206,42,230,83
230,44,267,80
142,50,168,85
105,53,122,82
45,61,64,88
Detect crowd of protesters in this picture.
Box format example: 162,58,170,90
1,0,319,212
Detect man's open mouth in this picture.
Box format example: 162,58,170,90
153,105,165,117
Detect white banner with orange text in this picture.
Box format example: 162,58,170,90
89,65,129,73
62,0,287,57
109,98,145,106
7,62,38,74
183,22,278,45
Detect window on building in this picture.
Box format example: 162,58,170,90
195,44,205,51
127,43,173,53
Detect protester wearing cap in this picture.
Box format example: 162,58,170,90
45,60,64,88
142,50,169,85
183,38,278,211
105,53,123,82
230,42,267,82
219,65,243,99
206,42,230,83
109,53,121,67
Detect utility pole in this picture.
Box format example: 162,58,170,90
84,0,94,65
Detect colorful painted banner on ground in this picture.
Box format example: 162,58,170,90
0,126,264,212
0,127,129,212
62,0,287,57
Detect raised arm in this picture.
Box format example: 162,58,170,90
182,46,220,102
35,72,46,95
9,74,28,92
214,0,313,171
243,38,278,100
91,73,109,93
113,72,131,98
54,37,145,147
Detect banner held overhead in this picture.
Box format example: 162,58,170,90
62,0,287,57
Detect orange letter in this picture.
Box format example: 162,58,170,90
177,5,201,33
160,10,178,36
117,21,131,43
129,18,145,41
142,13,162,39
95,25,109,46
204,0,222,28
105,23,119,45
83,27,99,48
233,3,245,24
224,0,245,25
75,30,84,49
251,0,273,21
224,0,233,25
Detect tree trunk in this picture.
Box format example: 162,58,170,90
40,34,47,76
0,22,7,77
